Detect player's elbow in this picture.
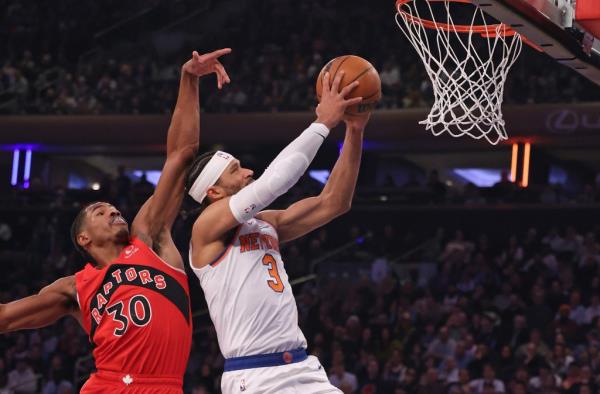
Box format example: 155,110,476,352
336,201,352,216
179,143,200,162
170,144,199,166
321,194,352,217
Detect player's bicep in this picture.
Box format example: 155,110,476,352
132,198,185,269
193,198,240,244
154,230,185,271
0,277,76,332
189,198,245,268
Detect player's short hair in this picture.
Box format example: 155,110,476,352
185,150,218,205
70,202,99,261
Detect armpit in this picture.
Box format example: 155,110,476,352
63,276,81,310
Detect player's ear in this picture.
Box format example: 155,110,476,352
206,186,225,202
77,231,91,248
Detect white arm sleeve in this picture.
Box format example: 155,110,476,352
228,122,329,223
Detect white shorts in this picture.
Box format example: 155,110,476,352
221,355,341,394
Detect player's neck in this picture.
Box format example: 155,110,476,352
89,241,127,268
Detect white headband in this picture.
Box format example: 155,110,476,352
188,151,235,203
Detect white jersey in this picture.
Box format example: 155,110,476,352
190,218,307,359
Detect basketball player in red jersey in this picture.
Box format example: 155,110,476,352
0,48,231,393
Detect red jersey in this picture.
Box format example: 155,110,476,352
75,237,192,382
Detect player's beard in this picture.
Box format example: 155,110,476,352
115,227,130,245
229,178,254,195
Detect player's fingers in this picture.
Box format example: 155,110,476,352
340,80,360,98
215,62,230,84
344,97,363,106
331,70,344,95
216,71,223,89
215,69,227,86
209,48,232,60
213,63,226,79
217,69,227,88
323,72,331,94
198,48,230,65
193,51,201,62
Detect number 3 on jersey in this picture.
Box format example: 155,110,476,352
262,254,284,293
106,295,152,336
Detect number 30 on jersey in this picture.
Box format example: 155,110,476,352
106,295,152,336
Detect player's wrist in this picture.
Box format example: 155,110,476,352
181,64,198,79
346,127,365,137
314,117,336,131
310,122,331,138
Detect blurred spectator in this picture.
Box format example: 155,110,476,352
329,362,358,393
469,364,506,393
417,368,445,394
585,295,600,324
525,288,553,331
427,326,457,360
7,356,36,394
132,173,155,205
115,165,132,206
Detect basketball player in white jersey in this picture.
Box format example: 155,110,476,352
185,72,369,393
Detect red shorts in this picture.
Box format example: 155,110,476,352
81,370,183,393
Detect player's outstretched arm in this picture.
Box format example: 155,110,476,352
190,72,362,268
132,49,231,261
258,113,369,243
0,276,79,333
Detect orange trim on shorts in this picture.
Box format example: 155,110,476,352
209,225,242,268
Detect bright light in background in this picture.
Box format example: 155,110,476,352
522,142,531,188
91,182,101,191
23,149,32,189
11,150,20,186
308,170,330,185
132,170,162,186
453,168,502,187
510,143,518,182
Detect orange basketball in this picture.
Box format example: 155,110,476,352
316,55,381,115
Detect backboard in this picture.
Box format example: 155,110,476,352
472,0,600,85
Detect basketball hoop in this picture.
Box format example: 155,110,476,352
395,0,524,145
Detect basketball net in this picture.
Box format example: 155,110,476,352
395,0,523,145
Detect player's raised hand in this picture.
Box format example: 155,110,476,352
343,112,371,133
316,71,363,130
183,48,232,89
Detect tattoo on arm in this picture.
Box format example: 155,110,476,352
139,231,164,256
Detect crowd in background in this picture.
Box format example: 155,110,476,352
0,169,600,393
2,0,600,115
6,166,600,212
